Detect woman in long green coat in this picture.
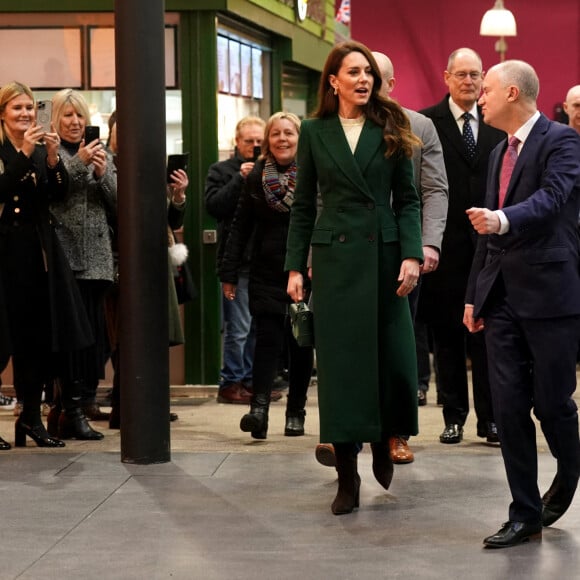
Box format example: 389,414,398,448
285,41,423,515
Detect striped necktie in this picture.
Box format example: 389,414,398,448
498,136,520,209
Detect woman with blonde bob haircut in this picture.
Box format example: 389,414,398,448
220,111,314,440
46,88,117,441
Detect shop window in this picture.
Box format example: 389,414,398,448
217,35,264,100
216,27,271,159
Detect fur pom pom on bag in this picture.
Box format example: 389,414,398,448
168,242,189,267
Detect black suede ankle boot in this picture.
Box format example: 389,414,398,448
370,440,394,490
331,443,360,515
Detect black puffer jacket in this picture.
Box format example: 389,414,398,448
204,151,252,272
219,158,306,316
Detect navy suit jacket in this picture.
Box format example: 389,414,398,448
466,114,580,319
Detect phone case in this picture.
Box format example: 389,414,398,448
84,126,100,143
167,153,189,183
36,101,52,133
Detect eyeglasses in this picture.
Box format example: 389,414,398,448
449,71,483,81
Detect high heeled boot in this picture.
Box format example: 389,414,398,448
58,408,104,440
370,440,394,490
239,393,269,439
331,443,361,515
15,402,65,448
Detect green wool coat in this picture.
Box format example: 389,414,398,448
285,116,423,443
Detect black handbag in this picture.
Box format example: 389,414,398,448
174,259,198,304
289,301,314,347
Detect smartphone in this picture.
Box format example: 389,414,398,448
36,100,52,133
167,153,189,183
252,145,262,161
84,125,100,144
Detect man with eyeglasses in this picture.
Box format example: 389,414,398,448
205,116,267,404
418,48,505,446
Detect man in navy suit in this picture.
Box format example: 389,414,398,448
464,60,580,548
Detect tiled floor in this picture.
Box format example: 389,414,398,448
0,383,578,580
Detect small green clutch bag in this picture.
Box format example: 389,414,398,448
289,301,314,347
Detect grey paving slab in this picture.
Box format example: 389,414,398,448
0,380,579,579
0,451,578,580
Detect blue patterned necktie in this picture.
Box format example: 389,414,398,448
462,112,477,159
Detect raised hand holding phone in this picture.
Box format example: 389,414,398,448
166,153,189,184
84,125,100,145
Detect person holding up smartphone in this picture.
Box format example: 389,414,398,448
46,88,117,440
0,81,93,449
204,116,267,405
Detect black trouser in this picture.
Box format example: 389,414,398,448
485,299,580,523
12,350,52,425
73,280,110,405
431,319,493,429
252,313,313,413
414,319,431,392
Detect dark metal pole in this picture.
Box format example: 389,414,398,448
115,0,170,463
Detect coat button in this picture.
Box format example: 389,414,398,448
338,234,346,242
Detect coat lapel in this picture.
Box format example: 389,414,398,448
432,98,473,164
433,99,493,166
318,116,378,199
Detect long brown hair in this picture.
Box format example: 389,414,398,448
313,41,419,158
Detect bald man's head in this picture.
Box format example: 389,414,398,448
371,51,395,97
564,84,580,134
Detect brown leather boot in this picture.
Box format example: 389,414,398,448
81,401,110,421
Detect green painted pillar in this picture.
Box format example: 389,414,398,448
180,11,222,385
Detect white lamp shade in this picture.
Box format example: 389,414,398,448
480,8,517,36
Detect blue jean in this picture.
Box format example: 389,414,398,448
220,273,255,388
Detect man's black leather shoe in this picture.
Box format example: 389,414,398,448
439,423,463,444
418,390,427,406
477,422,500,444
483,521,542,549
542,474,578,527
